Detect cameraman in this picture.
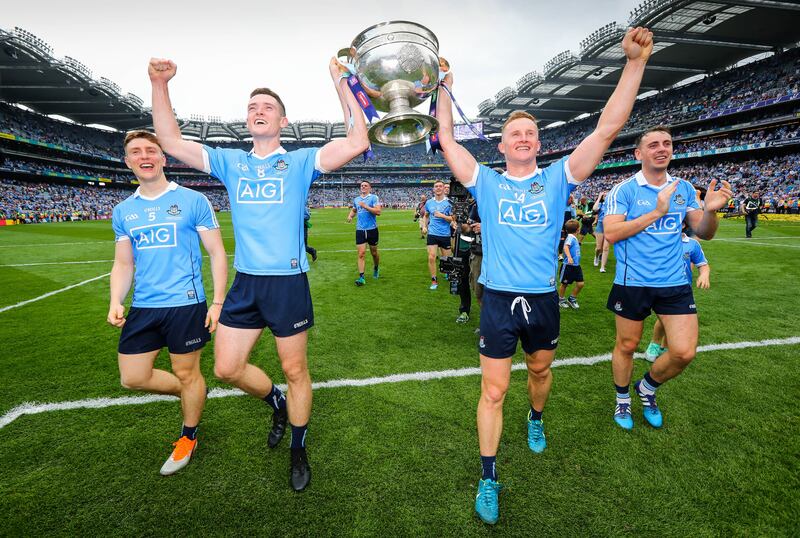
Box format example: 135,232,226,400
457,195,483,326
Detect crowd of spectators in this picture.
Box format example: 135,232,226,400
597,122,800,164
0,179,128,222
2,47,797,173
574,152,800,213
5,148,798,222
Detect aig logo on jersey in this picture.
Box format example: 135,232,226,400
497,197,548,227
130,223,177,249
644,212,682,235
237,177,284,204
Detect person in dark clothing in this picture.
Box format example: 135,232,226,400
742,191,763,238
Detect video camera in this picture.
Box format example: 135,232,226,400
439,255,466,295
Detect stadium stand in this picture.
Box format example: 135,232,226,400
2,16,800,219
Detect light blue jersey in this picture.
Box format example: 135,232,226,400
353,193,380,230
424,197,452,236
466,157,579,294
202,146,324,275
112,182,218,308
605,171,701,287
563,234,581,266
682,235,708,282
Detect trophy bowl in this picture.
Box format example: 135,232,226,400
340,21,440,147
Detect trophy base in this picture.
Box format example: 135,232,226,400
368,112,439,148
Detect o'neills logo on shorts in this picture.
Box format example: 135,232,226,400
293,319,309,329
185,338,202,346
614,301,623,312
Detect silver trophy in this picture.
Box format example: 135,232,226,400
339,21,440,147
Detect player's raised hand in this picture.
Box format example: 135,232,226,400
655,180,679,216
330,57,349,80
148,58,177,83
441,69,453,88
622,27,654,63
107,303,126,328
703,179,734,212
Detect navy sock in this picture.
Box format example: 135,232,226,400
529,407,543,421
181,424,198,441
643,372,662,389
360,272,365,278
290,424,308,449
480,455,497,481
263,384,287,411
373,265,378,271
432,276,437,282
615,384,630,397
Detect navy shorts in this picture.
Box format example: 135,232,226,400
356,228,379,246
220,272,314,336
560,264,584,284
427,234,452,250
479,289,560,358
118,303,209,355
580,223,594,236
607,283,697,321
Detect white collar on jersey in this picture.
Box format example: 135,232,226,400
503,167,542,182
681,233,691,243
249,146,287,160
133,181,178,200
635,170,675,189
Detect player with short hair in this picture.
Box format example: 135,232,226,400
421,180,454,290
148,56,369,491
603,125,732,432
559,219,584,309
108,130,228,476
347,180,381,286
436,28,655,525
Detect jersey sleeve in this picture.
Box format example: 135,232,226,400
193,192,220,232
301,148,324,187
424,199,433,214
606,180,631,216
690,241,708,266
372,194,380,207
442,200,452,215
111,206,128,242
200,145,232,186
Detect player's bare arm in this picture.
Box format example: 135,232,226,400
148,58,206,171
318,58,370,172
568,28,653,182
435,69,479,184
107,239,134,328
198,228,228,333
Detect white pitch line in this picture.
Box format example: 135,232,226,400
0,240,109,248
0,272,110,314
1,335,798,429
0,259,115,268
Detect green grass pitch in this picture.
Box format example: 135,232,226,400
0,209,798,536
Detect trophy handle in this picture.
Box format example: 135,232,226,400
337,48,353,62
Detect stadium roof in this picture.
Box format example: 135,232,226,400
2,0,800,140
479,0,800,131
